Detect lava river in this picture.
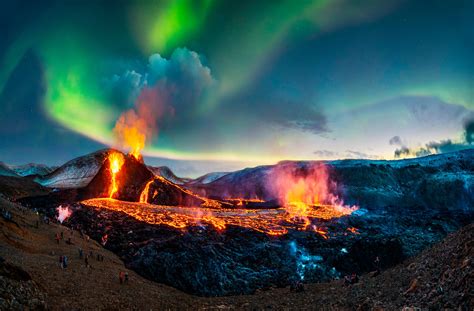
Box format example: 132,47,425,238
81,198,356,237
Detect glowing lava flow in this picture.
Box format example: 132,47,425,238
139,178,156,203
82,198,358,238
108,152,125,198
269,163,357,231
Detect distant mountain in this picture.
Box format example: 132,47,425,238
9,163,55,177
186,149,474,211
147,166,192,185
187,172,229,185
34,149,112,189
0,162,19,177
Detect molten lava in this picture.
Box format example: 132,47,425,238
269,162,357,231
108,152,124,199
113,111,146,161
139,178,156,203
82,198,356,238
91,157,357,239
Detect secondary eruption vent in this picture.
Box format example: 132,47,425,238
268,162,357,230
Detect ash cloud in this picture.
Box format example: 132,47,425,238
106,48,215,112
105,48,216,148
393,119,474,158
389,135,403,146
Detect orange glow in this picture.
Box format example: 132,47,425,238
113,111,146,160
269,163,357,231
226,198,265,206
347,226,360,234
82,198,355,237
108,152,124,199
139,178,156,203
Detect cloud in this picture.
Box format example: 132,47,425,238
465,119,474,144
313,149,378,160
345,150,378,159
106,48,215,111
105,48,218,150
313,150,337,158
105,47,328,159
394,118,474,158
389,135,402,146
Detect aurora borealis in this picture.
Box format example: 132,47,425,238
1,0,474,177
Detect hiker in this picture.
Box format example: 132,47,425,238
119,271,125,284
124,272,129,284
79,248,83,259
63,255,68,268
374,256,381,274
351,273,359,284
59,255,64,269
343,273,359,286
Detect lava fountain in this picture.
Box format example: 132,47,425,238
108,152,125,198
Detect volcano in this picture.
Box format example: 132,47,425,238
23,149,224,209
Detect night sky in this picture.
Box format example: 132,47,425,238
1,0,473,177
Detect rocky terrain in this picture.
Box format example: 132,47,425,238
1,149,473,301
0,195,472,309
186,149,474,212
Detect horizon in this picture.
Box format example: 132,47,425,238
3,147,474,179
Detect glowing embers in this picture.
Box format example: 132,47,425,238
81,198,357,238
108,152,125,199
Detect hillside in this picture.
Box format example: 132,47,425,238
0,195,472,309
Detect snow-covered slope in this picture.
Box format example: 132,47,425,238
9,163,55,177
34,149,113,189
187,172,230,185
0,162,19,177
147,166,191,185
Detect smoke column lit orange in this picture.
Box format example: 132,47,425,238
268,163,357,229
113,86,170,160
108,152,124,198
